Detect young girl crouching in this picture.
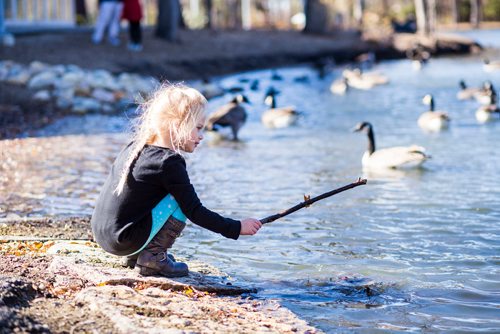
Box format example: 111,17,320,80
91,84,262,277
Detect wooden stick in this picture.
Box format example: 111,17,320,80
260,178,367,224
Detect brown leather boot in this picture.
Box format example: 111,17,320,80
121,253,175,269
135,216,189,277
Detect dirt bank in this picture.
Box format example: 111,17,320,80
0,216,320,333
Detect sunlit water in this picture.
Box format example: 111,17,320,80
1,31,500,333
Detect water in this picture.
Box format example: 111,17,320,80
1,30,500,333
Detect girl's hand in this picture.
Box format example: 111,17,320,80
240,218,263,235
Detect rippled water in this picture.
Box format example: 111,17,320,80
2,31,500,333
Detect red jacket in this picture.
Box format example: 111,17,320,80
122,0,142,22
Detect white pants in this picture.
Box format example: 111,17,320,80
92,2,124,42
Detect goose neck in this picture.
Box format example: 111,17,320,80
366,127,375,154
429,99,435,112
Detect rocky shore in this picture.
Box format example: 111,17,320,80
1,217,319,333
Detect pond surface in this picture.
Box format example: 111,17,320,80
1,30,500,333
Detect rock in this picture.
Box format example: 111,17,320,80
71,97,101,114
54,88,75,109
28,71,58,89
92,88,116,103
28,61,49,75
5,65,31,85
88,69,119,91
33,90,51,102
56,71,85,89
46,241,256,295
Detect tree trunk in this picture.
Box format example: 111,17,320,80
353,0,365,28
156,0,181,41
414,0,429,35
450,0,458,26
427,0,437,33
470,0,482,28
303,0,329,34
204,0,213,29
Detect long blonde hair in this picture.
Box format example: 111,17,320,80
114,83,207,195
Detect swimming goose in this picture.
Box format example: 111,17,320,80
353,122,429,169
342,68,389,90
474,81,497,105
205,95,250,141
475,91,499,123
197,78,225,100
483,59,500,72
457,80,481,100
406,45,430,70
419,94,450,132
261,88,299,129
330,77,348,95
271,70,283,81
250,79,260,91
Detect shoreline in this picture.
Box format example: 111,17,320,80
0,216,320,333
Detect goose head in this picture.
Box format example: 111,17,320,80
264,87,280,108
231,94,251,105
483,80,493,91
459,80,466,90
422,94,435,111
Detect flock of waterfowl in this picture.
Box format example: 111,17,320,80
198,51,499,171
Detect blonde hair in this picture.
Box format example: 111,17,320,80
114,83,207,195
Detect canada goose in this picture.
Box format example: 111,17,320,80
294,75,310,83
476,104,500,123
419,94,450,132
474,81,497,105
198,78,225,100
353,122,429,169
406,45,430,70
261,89,299,129
330,77,348,95
342,68,389,90
483,59,500,72
313,57,335,79
250,79,259,91
457,80,481,100
271,70,283,81
205,95,250,141
475,92,499,123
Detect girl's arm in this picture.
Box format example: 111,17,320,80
162,156,258,240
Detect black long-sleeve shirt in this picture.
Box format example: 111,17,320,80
91,143,241,256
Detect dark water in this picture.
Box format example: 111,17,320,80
1,30,500,333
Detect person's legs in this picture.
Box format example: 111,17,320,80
108,2,124,45
92,2,114,43
127,21,142,51
135,216,189,277
130,21,142,44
